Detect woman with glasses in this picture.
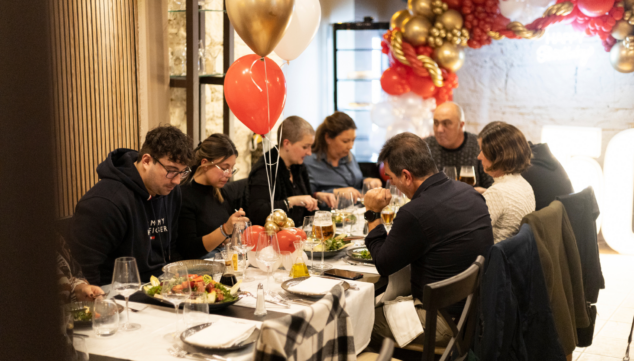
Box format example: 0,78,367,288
248,116,337,226
177,134,249,259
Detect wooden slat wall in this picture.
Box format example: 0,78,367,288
50,0,140,217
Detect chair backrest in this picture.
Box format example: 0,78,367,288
421,255,485,361
376,338,396,361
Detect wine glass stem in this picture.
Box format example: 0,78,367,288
310,249,314,269
174,303,179,336
320,239,325,265
125,296,131,327
267,269,271,290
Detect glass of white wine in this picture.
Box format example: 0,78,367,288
381,205,396,233
312,211,334,273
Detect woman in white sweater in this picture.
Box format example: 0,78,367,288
477,122,535,243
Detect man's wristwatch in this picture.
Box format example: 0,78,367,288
364,210,381,222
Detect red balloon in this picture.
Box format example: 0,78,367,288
379,162,390,182
245,226,265,247
276,228,307,253
381,67,411,95
577,0,615,17
224,55,287,135
409,75,437,98
445,0,463,10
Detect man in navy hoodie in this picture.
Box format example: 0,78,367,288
70,125,194,285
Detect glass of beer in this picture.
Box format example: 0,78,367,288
312,211,334,273
459,166,477,186
381,205,396,233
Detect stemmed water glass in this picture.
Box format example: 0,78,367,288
444,166,458,181
232,221,254,280
302,216,318,272
312,211,334,273
336,192,355,234
360,183,373,205
255,232,281,290
161,263,191,341
111,257,142,331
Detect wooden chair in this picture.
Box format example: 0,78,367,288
358,338,400,361
405,255,484,361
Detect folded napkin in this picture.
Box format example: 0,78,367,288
186,319,257,348
384,295,423,347
288,277,342,294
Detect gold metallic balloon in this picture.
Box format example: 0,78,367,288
625,0,634,9
433,43,466,72
437,10,464,32
403,16,433,46
264,221,280,234
612,20,634,40
266,214,274,224
272,209,288,226
408,0,435,20
391,10,412,30
610,37,634,73
283,218,295,229
226,0,295,57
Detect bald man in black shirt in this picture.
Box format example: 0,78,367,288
364,133,493,347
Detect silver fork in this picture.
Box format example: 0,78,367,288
113,300,149,313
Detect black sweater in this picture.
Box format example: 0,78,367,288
248,148,313,226
70,149,181,285
177,180,233,259
522,142,573,211
365,172,493,316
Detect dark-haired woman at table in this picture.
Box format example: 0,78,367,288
477,122,535,243
177,134,249,259
303,112,382,200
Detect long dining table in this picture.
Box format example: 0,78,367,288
84,252,387,361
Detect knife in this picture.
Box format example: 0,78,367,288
346,260,375,267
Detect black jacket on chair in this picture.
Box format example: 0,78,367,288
248,148,314,227
477,224,566,361
557,187,604,347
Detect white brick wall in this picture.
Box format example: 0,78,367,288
453,26,634,165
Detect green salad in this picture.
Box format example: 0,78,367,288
353,249,372,260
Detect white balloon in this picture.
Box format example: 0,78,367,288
371,101,397,128
273,0,322,61
370,126,387,153
386,121,416,140
499,0,527,21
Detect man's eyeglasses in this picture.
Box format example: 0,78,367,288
213,163,239,177
153,157,191,180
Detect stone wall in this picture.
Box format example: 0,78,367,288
453,24,634,165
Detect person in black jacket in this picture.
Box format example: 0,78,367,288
248,116,337,226
70,125,194,285
177,134,249,259
522,142,573,210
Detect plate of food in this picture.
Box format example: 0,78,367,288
66,301,124,328
305,234,351,259
142,274,241,311
347,246,374,264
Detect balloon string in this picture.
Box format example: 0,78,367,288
250,58,263,92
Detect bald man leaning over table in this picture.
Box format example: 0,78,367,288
424,101,493,188
363,133,493,349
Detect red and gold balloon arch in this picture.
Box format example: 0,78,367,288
381,0,634,105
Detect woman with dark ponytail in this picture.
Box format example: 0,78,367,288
177,134,248,259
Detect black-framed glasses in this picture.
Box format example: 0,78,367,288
153,157,191,180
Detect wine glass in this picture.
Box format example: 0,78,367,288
73,336,89,361
381,205,396,233
232,221,254,280
312,211,334,273
444,166,458,181
459,166,477,186
161,263,191,340
111,257,141,331
360,182,373,205
336,192,355,234
255,232,281,291
302,216,318,271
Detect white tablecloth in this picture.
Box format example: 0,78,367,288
85,260,378,361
